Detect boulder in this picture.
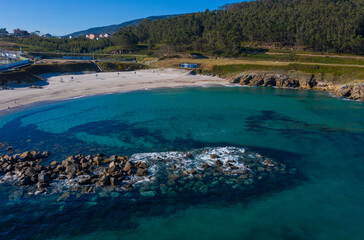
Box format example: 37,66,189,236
81,162,89,170
110,177,119,187
87,186,94,193
36,182,49,191
20,176,32,185
136,168,148,176
41,151,50,158
50,161,59,166
65,165,78,174
38,173,51,183
123,162,132,172
98,175,110,186
139,162,148,169
57,192,70,202
214,160,223,166
31,151,42,159
67,173,75,179
79,177,91,185
230,164,239,170
108,162,117,173
201,163,210,170
20,151,32,160
24,167,37,177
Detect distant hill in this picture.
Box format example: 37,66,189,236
65,15,180,37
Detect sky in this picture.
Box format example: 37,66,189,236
0,0,243,36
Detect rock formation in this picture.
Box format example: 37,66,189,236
230,73,364,101
0,147,294,199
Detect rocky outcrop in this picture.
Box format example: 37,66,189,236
0,147,294,198
331,84,364,100
0,152,149,192
230,73,317,89
230,73,364,101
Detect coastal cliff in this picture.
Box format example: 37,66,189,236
229,73,364,101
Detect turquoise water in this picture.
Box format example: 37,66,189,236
0,86,364,239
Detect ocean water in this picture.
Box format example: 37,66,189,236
0,86,363,240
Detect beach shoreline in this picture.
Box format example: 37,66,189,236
0,68,226,114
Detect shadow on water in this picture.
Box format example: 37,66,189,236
0,168,305,239
245,110,326,136
1,108,362,160
0,104,363,238
0,110,313,239
0,111,311,166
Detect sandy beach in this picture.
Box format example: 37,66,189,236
0,68,226,113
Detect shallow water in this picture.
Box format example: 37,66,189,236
0,86,364,240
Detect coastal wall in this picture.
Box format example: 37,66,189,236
0,70,41,86
0,62,99,87
24,62,99,75
0,61,148,87
0,59,31,71
229,73,364,101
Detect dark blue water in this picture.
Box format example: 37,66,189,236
0,86,363,240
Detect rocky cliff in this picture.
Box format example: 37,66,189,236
230,73,364,101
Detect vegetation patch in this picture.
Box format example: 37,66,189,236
97,61,148,72
3,0,364,56
241,53,364,66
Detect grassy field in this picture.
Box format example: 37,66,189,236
211,64,364,84
242,53,364,65
0,41,18,47
0,41,49,52
151,57,364,84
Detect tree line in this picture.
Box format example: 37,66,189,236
131,0,364,55
5,0,364,55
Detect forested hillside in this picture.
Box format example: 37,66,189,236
132,0,364,54
5,0,364,55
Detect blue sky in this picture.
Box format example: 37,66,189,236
0,0,243,36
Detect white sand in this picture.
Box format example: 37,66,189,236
0,69,227,112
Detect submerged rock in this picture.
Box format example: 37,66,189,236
57,192,70,202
